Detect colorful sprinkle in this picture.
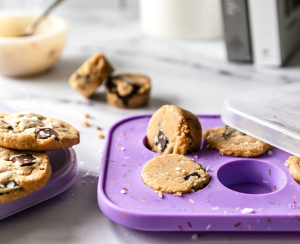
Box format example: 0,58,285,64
248,225,252,231
206,224,211,230
212,207,219,210
188,199,194,204
268,201,275,205
296,215,300,221
123,174,127,177
122,164,126,167
235,207,240,211
109,182,116,184
294,195,296,199
179,225,183,231
235,222,241,227
123,188,128,191
140,199,146,203
269,169,271,176
122,212,125,218
241,208,254,214
120,189,126,194
290,182,294,185
188,222,192,228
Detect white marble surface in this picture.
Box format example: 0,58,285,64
1,6,300,244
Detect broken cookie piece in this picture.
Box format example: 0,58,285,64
69,52,114,98
105,73,151,108
141,154,210,195
203,126,272,157
147,105,202,154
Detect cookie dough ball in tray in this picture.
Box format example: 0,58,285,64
105,73,151,108
147,105,202,154
69,52,114,98
286,156,300,184
142,154,210,196
203,125,272,157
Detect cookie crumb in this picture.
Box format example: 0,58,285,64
268,150,273,156
174,192,182,197
155,190,163,198
97,133,105,139
82,121,89,127
120,189,126,194
84,113,90,118
96,126,101,130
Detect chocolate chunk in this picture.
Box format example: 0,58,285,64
222,125,246,139
184,172,201,181
35,128,58,140
77,74,90,81
106,77,141,106
155,130,169,152
1,120,12,130
12,154,36,166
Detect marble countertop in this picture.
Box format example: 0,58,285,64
1,6,300,244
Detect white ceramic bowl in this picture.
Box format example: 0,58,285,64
0,13,67,77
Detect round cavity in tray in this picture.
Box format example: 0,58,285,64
143,135,155,153
217,160,287,194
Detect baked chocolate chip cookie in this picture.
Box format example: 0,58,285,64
141,154,210,196
203,126,272,157
69,52,114,98
105,73,151,108
286,156,300,184
0,112,80,151
147,105,202,154
0,146,51,203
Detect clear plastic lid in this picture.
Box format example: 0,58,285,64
222,83,300,157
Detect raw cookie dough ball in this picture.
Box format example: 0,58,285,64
0,146,52,203
286,156,300,184
147,105,202,154
69,52,114,98
203,125,272,157
142,154,210,196
105,73,151,108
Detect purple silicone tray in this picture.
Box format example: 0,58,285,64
98,115,300,231
0,105,78,220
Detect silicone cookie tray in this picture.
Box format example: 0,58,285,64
0,105,78,220
98,115,300,231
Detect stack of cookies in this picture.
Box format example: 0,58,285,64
69,52,151,109
0,112,79,203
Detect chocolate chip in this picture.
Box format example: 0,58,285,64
106,77,141,106
76,74,90,81
1,120,12,130
184,172,201,181
222,126,246,139
35,128,58,140
155,130,169,152
12,154,36,166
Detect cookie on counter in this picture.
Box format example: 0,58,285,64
0,112,80,151
142,154,210,196
286,156,300,184
147,105,202,154
105,73,151,108
69,52,114,98
0,146,51,203
203,125,272,157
